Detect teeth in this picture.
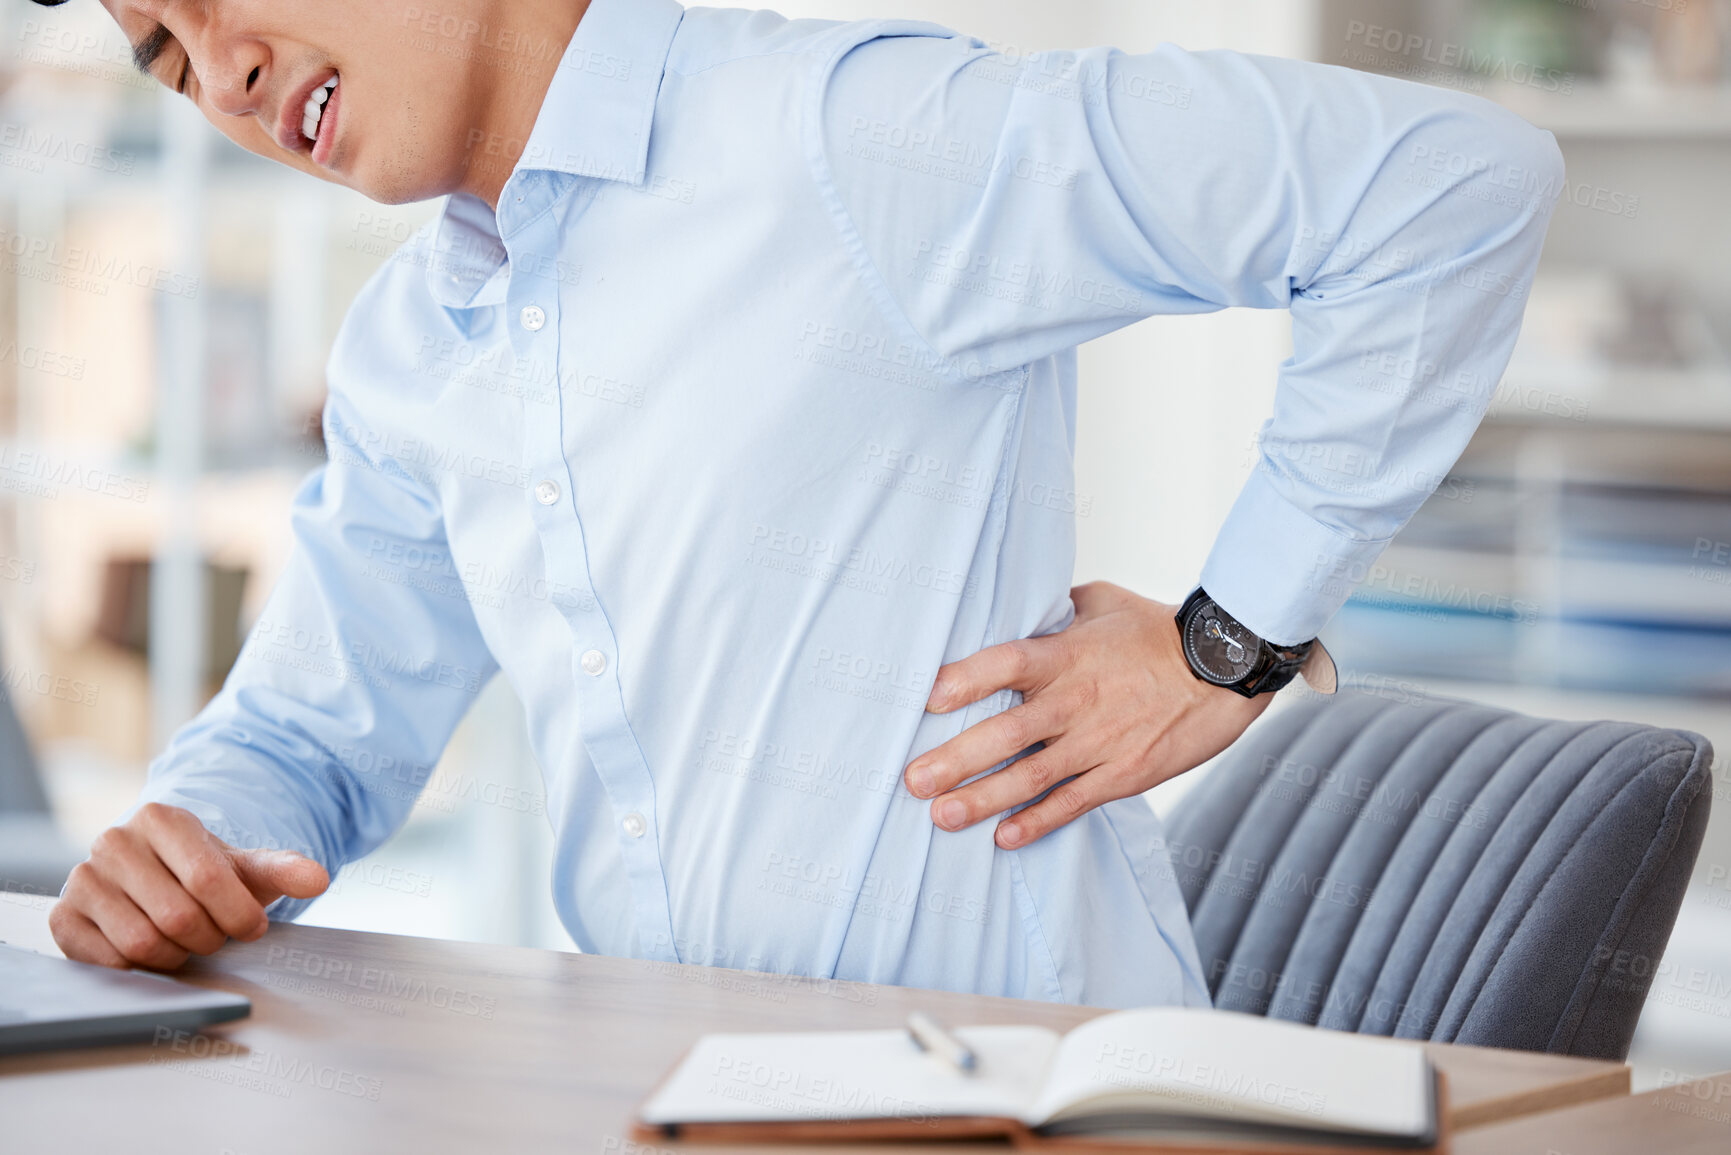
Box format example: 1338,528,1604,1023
301,76,338,144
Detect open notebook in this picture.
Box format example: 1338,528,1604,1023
635,1008,1445,1153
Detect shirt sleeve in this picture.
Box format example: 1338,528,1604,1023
127,316,498,921
816,30,1563,644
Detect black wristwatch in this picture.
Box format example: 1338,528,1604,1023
1175,587,1334,698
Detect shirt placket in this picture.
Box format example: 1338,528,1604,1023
498,170,679,964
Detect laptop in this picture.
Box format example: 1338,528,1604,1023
0,942,251,1055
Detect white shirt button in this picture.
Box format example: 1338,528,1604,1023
520,304,546,331
621,812,646,839
535,480,560,505
580,649,607,676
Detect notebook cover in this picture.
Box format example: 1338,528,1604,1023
1009,1072,1451,1154
630,1049,1450,1154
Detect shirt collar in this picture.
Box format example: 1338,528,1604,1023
423,0,685,309
520,0,685,185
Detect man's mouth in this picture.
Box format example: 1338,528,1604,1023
301,75,337,144
276,70,343,167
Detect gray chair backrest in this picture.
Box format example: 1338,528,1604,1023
1164,690,1713,1060
0,684,49,814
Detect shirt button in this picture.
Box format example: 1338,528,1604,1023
535,479,560,505
621,812,646,839
580,649,607,676
520,304,546,331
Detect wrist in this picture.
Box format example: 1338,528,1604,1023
1174,587,1335,698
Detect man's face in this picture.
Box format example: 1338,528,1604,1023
101,0,496,204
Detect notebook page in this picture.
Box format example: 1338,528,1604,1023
1023,1009,1430,1138
640,1025,1060,1126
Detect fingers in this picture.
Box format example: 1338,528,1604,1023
47,904,129,969
994,772,1110,850
103,836,228,955
905,696,1063,799
57,860,191,971
48,802,290,972
927,742,1094,833
141,806,271,941
230,848,330,907
926,637,1063,714
912,584,1247,850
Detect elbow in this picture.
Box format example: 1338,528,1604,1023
1473,106,1567,217
1487,118,1566,274
1518,121,1566,215
1412,105,1568,280
1409,99,1567,220
1538,125,1565,186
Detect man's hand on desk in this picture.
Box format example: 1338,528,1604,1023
49,802,329,970
905,581,1270,849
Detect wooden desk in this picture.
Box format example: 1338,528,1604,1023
0,893,1629,1154
1456,1071,1731,1153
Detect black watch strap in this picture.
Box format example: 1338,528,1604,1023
1175,588,1334,698
1238,641,1313,697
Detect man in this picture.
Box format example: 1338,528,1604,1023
46,0,1560,1007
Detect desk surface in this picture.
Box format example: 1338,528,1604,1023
1457,1071,1731,1153
0,893,1630,1154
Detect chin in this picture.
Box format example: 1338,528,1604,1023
356,162,469,208
364,184,436,207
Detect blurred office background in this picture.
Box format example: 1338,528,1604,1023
0,0,1727,1089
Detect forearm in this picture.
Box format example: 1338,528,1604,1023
1199,56,1563,642
124,414,497,916
129,696,371,918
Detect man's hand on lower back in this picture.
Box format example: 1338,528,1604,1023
49,802,329,970
904,581,1272,849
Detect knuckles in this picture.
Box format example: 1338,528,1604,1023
136,801,174,830
114,925,165,963
1020,754,1055,792
89,825,130,861
154,902,203,942
138,801,198,840
63,860,97,894
1050,783,1091,819
184,856,231,899
47,900,76,936
995,708,1033,752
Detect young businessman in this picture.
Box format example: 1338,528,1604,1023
46,0,1559,1006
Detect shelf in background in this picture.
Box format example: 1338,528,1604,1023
1489,366,1731,433
1487,81,1731,141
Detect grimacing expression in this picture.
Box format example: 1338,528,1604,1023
99,0,499,204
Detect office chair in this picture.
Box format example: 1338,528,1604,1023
1164,689,1714,1060
0,678,81,899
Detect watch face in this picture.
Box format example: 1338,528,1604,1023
1183,600,1262,686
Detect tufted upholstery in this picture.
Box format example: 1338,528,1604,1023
1164,689,1713,1059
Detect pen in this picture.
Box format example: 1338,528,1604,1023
906,1010,977,1074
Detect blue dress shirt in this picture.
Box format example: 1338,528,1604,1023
135,0,1561,1006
